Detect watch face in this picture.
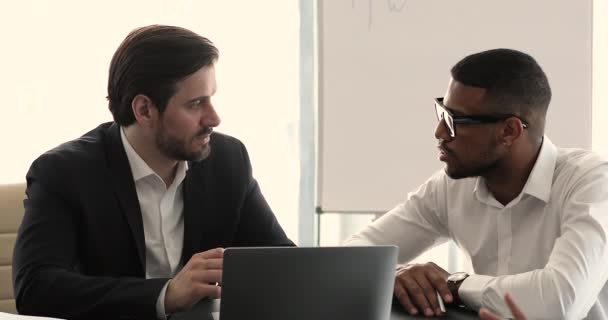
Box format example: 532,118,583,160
448,272,469,282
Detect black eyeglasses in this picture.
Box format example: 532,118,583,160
434,97,529,138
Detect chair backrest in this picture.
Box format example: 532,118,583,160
0,183,26,314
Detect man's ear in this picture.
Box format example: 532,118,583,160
131,94,158,126
500,117,525,147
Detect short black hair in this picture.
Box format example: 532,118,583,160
107,25,219,126
451,48,551,135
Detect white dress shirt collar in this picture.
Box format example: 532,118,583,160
120,127,188,319
520,136,557,203
120,127,188,185
474,136,557,207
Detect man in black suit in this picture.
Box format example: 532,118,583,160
12,25,294,320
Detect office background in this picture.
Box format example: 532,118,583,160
316,0,600,271
0,0,606,271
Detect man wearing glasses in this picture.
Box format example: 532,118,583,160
346,49,608,319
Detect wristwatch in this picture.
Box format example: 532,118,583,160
446,272,469,308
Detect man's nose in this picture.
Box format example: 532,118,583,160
434,118,452,141
203,104,221,128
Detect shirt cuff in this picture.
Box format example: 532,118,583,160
156,280,171,320
459,274,493,311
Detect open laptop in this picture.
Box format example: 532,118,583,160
219,246,397,320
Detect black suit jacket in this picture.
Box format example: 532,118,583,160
12,122,294,319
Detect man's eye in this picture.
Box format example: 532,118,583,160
190,100,202,108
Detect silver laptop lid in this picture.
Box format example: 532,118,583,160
220,246,397,320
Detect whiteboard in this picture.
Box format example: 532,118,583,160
317,0,592,213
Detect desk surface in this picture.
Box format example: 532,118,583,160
172,299,479,320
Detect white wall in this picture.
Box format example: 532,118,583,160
322,0,608,273
0,0,301,242
593,0,608,155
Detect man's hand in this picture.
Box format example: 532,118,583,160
393,262,452,317
479,293,526,320
164,248,224,314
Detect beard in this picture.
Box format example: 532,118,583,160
445,156,501,179
443,141,503,179
155,124,213,162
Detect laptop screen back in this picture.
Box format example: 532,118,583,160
219,246,397,320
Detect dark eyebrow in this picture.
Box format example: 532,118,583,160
438,98,469,117
184,96,209,105
444,106,468,117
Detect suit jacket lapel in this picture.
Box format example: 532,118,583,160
181,165,207,264
181,160,224,264
104,123,146,272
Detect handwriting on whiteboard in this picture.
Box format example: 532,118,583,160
351,0,409,30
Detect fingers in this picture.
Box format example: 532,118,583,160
394,281,418,316
427,262,449,277
426,265,452,303
410,273,441,316
186,254,224,284
398,273,435,316
193,283,222,299
191,257,223,270
185,250,223,272
207,257,223,269
164,249,226,313
191,269,223,284
394,262,450,317
504,293,526,320
195,247,225,259
479,308,501,320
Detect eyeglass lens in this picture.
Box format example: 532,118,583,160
435,102,455,137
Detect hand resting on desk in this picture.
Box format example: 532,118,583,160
165,248,224,314
393,262,452,317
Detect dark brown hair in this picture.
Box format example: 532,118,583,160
107,25,219,126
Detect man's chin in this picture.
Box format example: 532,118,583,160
444,166,469,180
191,145,212,161
166,145,212,162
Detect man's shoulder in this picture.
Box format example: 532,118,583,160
552,148,608,193
209,131,243,149
555,148,608,176
30,122,114,173
205,131,247,160
188,131,249,173
188,132,252,186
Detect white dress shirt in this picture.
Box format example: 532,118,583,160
121,128,186,319
345,137,608,319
